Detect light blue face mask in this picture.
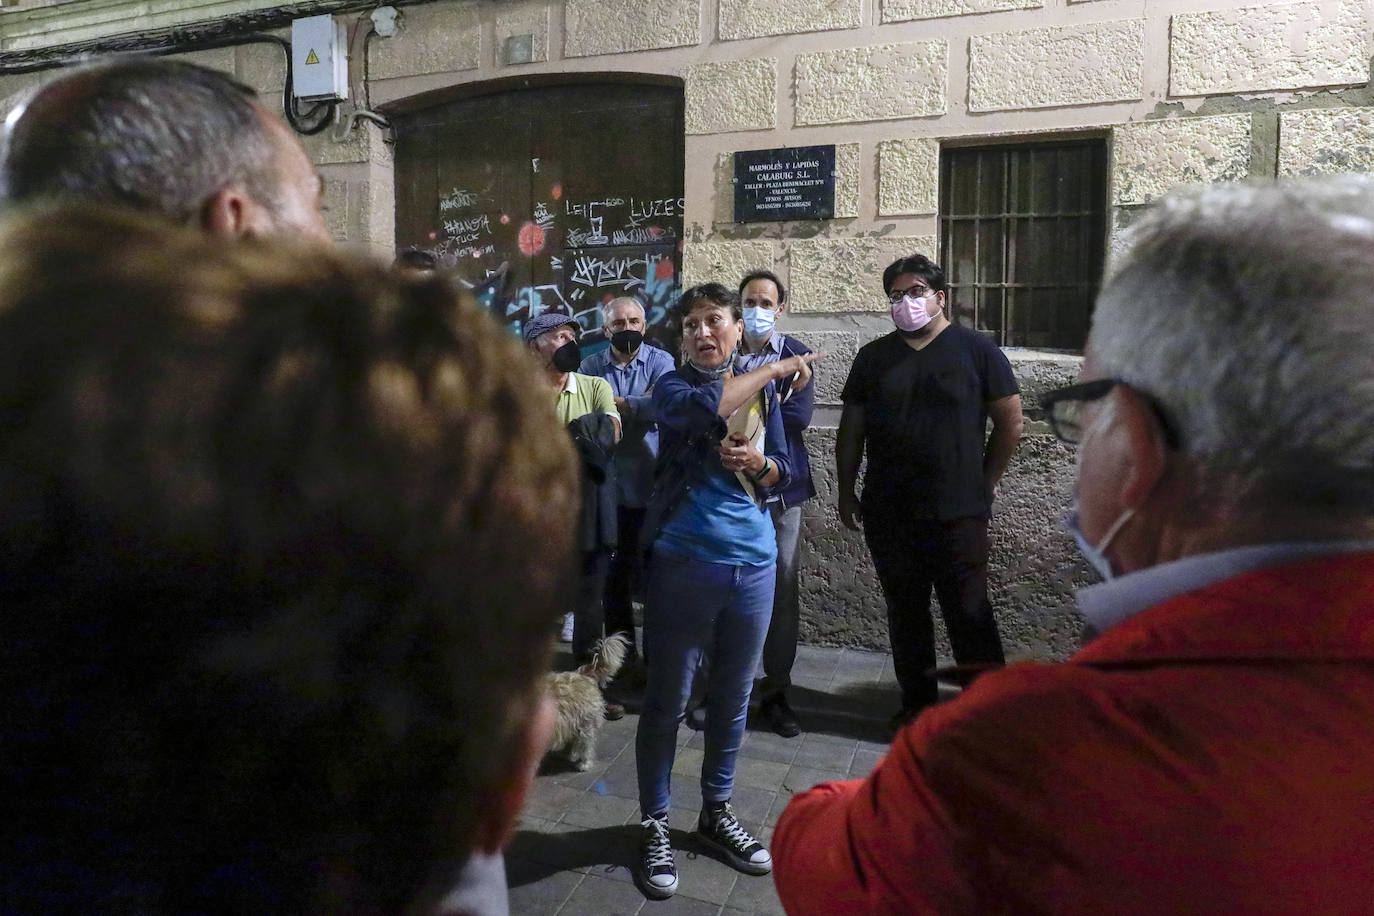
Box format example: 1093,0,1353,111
742,306,777,340
1063,506,1135,581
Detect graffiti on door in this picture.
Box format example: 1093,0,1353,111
421,188,682,347
393,83,685,352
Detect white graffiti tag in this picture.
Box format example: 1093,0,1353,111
439,188,480,211
442,213,492,245
570,254,650,289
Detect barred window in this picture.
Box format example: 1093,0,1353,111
940,139,1107,350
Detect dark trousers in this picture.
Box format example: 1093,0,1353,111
603,506,645,658
757,502,803,701
574,548,611,663
863,511,1004,710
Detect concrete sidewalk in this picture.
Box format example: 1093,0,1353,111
507,644,914,915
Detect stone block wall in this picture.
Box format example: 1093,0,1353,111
7,0,1371,288
719,0,862,40
967,19,1144,112
6,0,1374,661
794,40,948,125
1170,1,1369,97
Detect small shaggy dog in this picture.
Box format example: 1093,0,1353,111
545,634,629,771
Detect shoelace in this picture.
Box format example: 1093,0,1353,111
709,804,757,851
642,818,674,868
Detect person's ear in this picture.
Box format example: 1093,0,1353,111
1110,385,1169,510
472,690,555,854
199,187,252,238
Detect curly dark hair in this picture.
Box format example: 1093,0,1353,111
882,253,946,296
674,281,742,322
0,204,578,914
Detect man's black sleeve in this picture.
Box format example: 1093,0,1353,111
979,337,1019,402
840,341,872,405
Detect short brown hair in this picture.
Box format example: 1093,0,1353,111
0,204,577,912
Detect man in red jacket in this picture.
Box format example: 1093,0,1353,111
774,177,1374,915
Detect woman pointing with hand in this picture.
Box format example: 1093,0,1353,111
632,282,822,901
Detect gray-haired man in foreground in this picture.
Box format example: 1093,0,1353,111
775,177,1374,913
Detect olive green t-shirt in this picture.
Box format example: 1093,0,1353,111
555,372,620,427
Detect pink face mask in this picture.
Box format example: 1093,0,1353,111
890,295,933,333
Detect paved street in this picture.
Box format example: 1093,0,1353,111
508,644,911,915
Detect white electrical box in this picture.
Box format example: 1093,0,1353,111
291,14,348,102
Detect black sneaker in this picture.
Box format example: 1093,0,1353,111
761,694,802,739
603,701,625,721
697,801,772,875
636,815,677,899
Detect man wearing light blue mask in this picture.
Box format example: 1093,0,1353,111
733,269,816,738
773,177,1374,914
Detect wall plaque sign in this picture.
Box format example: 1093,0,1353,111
733,144,835,223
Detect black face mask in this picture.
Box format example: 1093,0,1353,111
551,339,582,373
611,329,644,354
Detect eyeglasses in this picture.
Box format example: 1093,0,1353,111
887,283,932,304
1041,378,1181,447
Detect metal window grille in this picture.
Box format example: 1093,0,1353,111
939,139,1107,350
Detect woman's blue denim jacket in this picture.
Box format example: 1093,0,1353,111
640,362,792,557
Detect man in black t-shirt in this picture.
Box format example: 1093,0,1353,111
836,254,1023,734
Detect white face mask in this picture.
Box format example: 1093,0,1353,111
1063,506,1135,581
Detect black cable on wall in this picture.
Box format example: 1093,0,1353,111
0,0,430,134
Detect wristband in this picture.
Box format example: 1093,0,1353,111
750,457,772,483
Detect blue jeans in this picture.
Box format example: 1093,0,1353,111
635,549,775,818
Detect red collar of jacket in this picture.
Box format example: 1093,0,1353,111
1073,551,1374,666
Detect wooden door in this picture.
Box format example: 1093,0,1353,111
394,82,685,356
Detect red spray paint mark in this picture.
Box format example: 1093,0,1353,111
500,213,511,224
648,226,663,238
655,258,675,281
602,293,615,304
427,231,437,240
517,222,546,256
551,184,563,200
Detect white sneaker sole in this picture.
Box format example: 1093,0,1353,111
635,870,678,900
696,827,773,876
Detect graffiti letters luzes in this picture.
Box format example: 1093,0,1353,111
420,187,683,347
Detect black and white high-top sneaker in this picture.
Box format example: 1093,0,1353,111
636,814,678,899
697,801,772,875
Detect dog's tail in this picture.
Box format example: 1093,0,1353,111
581,632,630,686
